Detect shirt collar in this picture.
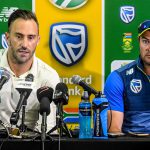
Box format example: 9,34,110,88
136,56,144,71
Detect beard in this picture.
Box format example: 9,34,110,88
141,55,150,66
9,41,35,64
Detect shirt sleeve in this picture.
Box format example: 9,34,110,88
104,71,124,112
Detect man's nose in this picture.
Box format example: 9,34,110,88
146,43,150,49
21,38,28,49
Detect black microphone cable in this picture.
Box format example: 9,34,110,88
107,105,126,137
107,104,112,133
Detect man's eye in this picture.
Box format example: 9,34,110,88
28,36,35,40
143,39,149,44
16,35,22,39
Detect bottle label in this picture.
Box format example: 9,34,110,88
92,98,108,138
79,107,91,116
94,108,102,136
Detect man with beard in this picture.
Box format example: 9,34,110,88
0,9,60,134
104,20,150,135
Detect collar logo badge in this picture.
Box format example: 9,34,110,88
130,79,142,93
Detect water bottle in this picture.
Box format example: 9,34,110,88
92,94,108,139
79,91,92,139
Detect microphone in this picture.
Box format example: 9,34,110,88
53,82,69,105
0,67,10,90
37,86,54,115
52,83,72,137
10,74,34,125
24,73,34,82
47,83,72,137
14,74,34,112
37,86,54,141
71,75,100,96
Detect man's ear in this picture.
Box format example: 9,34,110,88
5,32,10,46
37,35,40,45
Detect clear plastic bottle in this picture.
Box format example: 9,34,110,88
79,91,92,139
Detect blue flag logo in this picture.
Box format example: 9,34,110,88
50,22,88,66
120,6,135,23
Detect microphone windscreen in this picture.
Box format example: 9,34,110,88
40,97,50,115
55,82,68,94
25,74,34,81
37,86,54,103
0,68,10,90
71,75,81,84
53,82,69,105
0,67,10,80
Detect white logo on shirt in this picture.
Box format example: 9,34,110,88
130,79,142,93
126,68,133,75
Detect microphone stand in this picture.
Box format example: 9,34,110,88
19,99,27,132
38,110,53,150
10,91,31,134
10,91,28,126
47,102,72,138
41,112,47,150
10,74,34,134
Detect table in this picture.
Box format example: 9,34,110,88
0,135,150,150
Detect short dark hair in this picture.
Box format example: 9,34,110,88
8,9,39,32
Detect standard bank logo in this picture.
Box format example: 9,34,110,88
50,22,88,66
120,6,135,23
1,34,8,49
0,7,18,22
130,79,142,93
49,0,88,10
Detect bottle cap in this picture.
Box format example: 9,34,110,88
81,91,89,101
101,94,106,98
